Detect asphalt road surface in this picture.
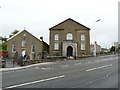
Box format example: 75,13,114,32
2,54,118,89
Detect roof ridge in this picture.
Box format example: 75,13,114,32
7,30,42,42
7,30,24,41
49,18,90,30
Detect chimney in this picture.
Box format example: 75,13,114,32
40,37,43,41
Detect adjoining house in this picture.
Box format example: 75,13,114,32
7,30,49,60
49,18,90,57
101,48,109,53
90,42,101,55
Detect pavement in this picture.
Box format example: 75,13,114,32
0,60,55,72
0,54,117,72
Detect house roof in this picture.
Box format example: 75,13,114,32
49,18,90,30
7,30,42,42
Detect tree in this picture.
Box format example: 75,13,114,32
110,46,115,52
0,37,8,52
0,37,7,43
0,30,19,52
2,43,7,52
9,30,19,38
116,45,120,53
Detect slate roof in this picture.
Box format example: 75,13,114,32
49,18,90,30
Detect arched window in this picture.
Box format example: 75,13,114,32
81,34,85,41
54,34,59,41
12,44,16,52
22,34,26,47
31,44,36,53
66,33,73,40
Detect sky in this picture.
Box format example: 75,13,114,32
0,0,118,48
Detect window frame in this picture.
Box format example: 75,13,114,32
22,39,26,47
54,43,59,50
54,34,59,41
81,43,85,50
81,34,85,41
12,44,16,52
31,44,36,53
66,33,73,40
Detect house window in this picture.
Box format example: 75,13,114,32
54,43,59,50
22,36,26,47
54,34,59,41
81,34,85,41
66,33,73,40
31,44,36,53
81,43,85,50
12,44,16,52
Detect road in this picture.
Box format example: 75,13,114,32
2,54,118,89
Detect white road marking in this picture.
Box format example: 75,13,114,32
86,68,97,72
61,65,69,68
105,71,112,78
4,75,65,89
86,64,112,72
74,63,81,65
35,67,39,69
41,67,52,70
87,71,113,85
96,64,112,69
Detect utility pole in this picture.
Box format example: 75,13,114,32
93,19,101,57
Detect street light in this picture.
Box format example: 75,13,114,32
93,19,100,57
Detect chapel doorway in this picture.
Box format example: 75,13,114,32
67,46,73,57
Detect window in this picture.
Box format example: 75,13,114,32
81,43,85,50
81,34,85,41
12,44,16,52
66,33,73,40
31,44,36,53
22,40,26,47
54,43,59,50
54,34,59,41
22,36,26,47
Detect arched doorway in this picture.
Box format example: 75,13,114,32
67,46,73,57
22,49,26,57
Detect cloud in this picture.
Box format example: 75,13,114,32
0,0,118,48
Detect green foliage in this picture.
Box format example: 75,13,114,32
2,43,7,52
116,45,120,52
12,30,19,35
0,37,8,42
0,43,2,51
110,46,115,52
0,37,8,52
9,30,19,38
0,30,19,52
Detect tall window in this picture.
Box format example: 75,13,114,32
81,43,85,50
31,44,36,53
12,44,16,52
22,34,26,47
66,33,73,40
54,43,59,50
54,34,59,41
81,34,85,41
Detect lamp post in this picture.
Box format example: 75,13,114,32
93,19,100,57
93,41,97,57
